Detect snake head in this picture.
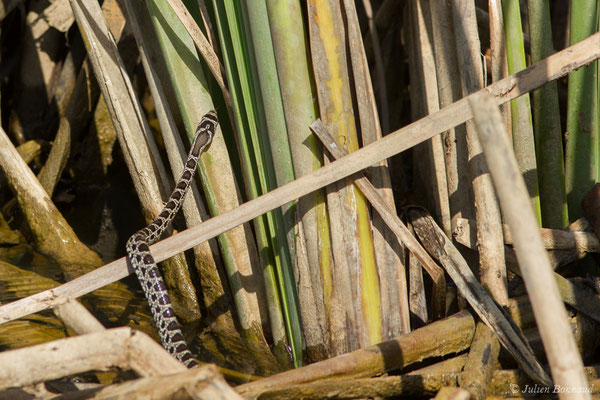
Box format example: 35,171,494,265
193,110,219,153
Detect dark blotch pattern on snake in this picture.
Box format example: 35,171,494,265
126,110,218,368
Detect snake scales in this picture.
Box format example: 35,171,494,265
126,110,218,368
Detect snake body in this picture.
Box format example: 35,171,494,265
126,110,218,368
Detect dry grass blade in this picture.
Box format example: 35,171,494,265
470,91,589,397
453,0,508,306
342,0,408,337
70,0,168,218
308,0,380,350
0,32,598,325
71,0,202,322
409,0,452,237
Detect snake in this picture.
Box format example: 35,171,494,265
126,110,218,368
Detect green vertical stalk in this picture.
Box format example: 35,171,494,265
211,0,301,368
502,0,541,224
527,0,568,228
241,0,305,368
266,0,331,363
565,0,599,221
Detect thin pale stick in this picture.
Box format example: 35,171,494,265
470,91,589,398
0,32,598,324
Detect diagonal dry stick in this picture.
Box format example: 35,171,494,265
165,0,232,108
0,32,598,325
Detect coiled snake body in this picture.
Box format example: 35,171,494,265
126,110,218,368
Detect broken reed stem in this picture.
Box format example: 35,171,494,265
454,220,600,324
453,0,508,306
256,365,600,400
237,311,475,398
53,298,105,334
469,91,589,399
0,32,598,325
